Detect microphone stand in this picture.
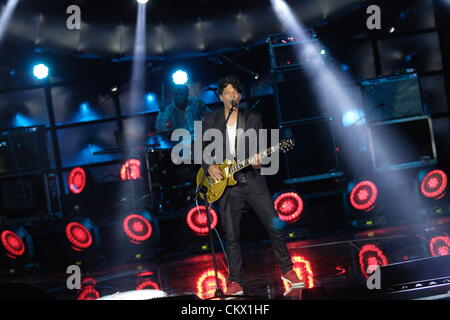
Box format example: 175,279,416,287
195,103,236,298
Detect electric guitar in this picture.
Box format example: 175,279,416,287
196,138,295,203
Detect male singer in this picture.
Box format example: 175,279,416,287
200,76,303,296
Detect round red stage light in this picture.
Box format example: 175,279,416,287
196,269,227,299
282,255,314,291
429,236,450,257
65,222,93,251
68,167,86,194
120,159,141,181
350,181,378,212
77,279,100,300
358,244,388,279
420,170,447,200
186,206,218,236
274,192,304,223
1,230,25,259
123,214,153,244
136,280,160,291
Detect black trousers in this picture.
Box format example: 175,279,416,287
218,182,293,283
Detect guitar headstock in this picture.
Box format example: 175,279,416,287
279,138,295,153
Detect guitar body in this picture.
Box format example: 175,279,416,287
196,159,237,203
195,138,295,203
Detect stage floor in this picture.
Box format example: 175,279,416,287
2,217,450,300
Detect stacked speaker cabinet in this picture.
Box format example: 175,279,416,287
0,125,61,222
360,71,436,172
268,33,342,184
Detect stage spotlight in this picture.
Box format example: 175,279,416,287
136,271,160,290
76,102,100,122
273,191,304,223
320,49,326,55
349,180,378,212
358,243,388,279
146,93,156,102
0,227,34,261
68,167,87,194
145,93,158,111
196,269,227,299
120,159,141,181
419,169,448,200
33,63,49,80
122,211,156,244
172,70,188,85
416,168,450,218
186,205,218,236
136,281,159,290
13,113,36,127
77,277,100,300
65,217,100,252
346,180,385,229
342,109,365,128
389,26,395,33
282,255,314,291
136,0,149,3
429,236,450,257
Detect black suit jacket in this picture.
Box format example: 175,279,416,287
199,107,270,195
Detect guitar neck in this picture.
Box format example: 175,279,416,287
229,145,279,174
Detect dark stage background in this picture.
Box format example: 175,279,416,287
0,0,449,272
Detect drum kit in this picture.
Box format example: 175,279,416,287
94,131,198,215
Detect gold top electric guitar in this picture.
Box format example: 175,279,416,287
196,138,295,203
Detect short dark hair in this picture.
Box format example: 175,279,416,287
217,76,243,96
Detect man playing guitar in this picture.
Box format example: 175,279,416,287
200,76,304,296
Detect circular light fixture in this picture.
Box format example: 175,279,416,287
172,70,188,85
1,230,25,259
420,170,447,200
120,159,141,181
33,63,49,80
186,205,218,236
350,180,378,212
65,221,94,252
273,192,304,223
136,280,159,291
77,278,100,300
68,167,87,194
136,0,149,4
123,213,153,244
282,255,314,291
358,244,388,279
429,236,450,257
0,227,33,260
196,269,227,300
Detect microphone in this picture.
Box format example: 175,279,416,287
230,99,238,109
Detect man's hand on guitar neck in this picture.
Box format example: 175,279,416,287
250,154,262,169
208,164,223,181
